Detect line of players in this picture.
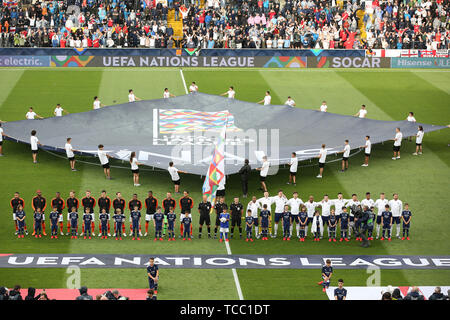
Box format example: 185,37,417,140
11,189,198,241
242,190,412,242
10,189,412,242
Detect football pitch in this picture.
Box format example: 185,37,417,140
0,67,449,300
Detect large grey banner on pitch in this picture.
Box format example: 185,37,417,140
1,254,449,269
3,93,446,175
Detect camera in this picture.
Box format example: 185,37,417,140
351,204,362,219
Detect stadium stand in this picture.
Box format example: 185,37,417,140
0,0,448,49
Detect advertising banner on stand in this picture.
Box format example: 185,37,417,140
307,56,391,68
392,57,450,68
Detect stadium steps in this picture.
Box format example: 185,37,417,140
168,8,183,47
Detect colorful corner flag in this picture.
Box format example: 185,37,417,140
202,124,226,204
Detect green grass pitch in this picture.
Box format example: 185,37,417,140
0,67,449,300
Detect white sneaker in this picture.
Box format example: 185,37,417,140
412,153,418,155
392,157,396,160
361,164,368,167
123,233,127,237
98,233,102,237
139,232,143,236
396,156,400,159
92,233,95,236
418,152,422,155
316,175,322,178
113,233,116,237
80,232,84,236
108,233,111,237
60,232,64,236
144,232,148,236
136,184,141,187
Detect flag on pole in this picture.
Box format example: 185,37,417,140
202,123,226,205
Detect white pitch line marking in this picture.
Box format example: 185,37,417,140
179,69,188,94
224,236,244,300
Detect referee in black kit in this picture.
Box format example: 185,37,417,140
239,159,251,198
198,195,212,238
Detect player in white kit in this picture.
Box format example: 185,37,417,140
318,194,333,239
389,193,403,239
220,86,236,99
346,194,360,238
258,91,271,105
392,127,403,160
287,192,303,238
284,96,296,107
128,89,142,102
360,135,371,167
257,191,273,237
332,193,348,218
338,140,351,172
54,104,69,117
304,196,319,237
163,88,176,99
247,196,261,239
287,152,298,185
413,126,424,155
373,192,389,239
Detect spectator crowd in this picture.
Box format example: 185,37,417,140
0,285,157,300
0,0,448,49
381,286,449,300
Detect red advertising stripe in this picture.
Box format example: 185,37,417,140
32,288,149,300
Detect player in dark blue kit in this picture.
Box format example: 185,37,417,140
260,204,271,241
281,205,292,241
182,214,192,241
401,203,412,240
49,207,60,239
33,208,43,238
113,208,125,240
381,204,393,241
69,207,79,239
166,207,176,241
153,207,164,241
219,208,230,242
99,209,109,239
367,206,375,240
318,259,333,292
15,205,26,238
298,206,308,242
328,209,338,242
146,258,159,294
353,204,363,241
83,208,93,239
339,206,350,242
130,206,141,240
245,210,254,242
334,279,347,300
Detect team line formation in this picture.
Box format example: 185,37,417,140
11,189,412,243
